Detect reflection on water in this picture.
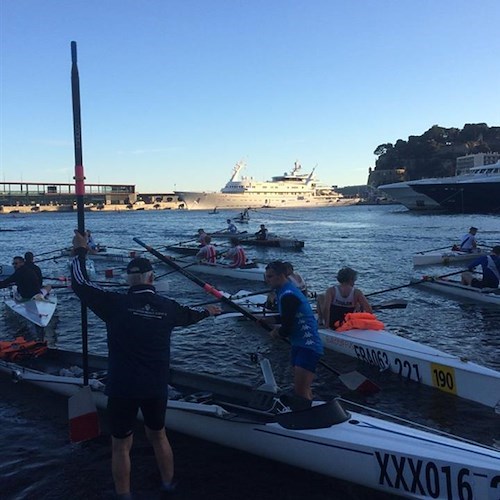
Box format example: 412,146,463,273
1,206,500,499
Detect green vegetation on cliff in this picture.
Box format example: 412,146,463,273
373,123,500,180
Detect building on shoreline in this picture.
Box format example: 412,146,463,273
0,181,185,213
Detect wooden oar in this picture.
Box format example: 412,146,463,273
366,269,468,298
68,41,99,443
133,238,380,394
415,245,453,254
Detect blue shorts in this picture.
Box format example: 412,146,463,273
291,346,321,374
107,397,167,438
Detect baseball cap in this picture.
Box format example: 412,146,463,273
126,257,153,274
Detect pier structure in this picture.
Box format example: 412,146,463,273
0,181,185,213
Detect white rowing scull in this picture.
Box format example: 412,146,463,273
411,277,500,306
0,347,499,500
224,291,500,410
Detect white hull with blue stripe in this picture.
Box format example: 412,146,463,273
0,347,499,499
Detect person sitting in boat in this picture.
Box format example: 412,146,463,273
70,230,221,499
197,228,208,246
455,227,479,253
238,208,250,221
23,251,52,300
223,237,247,268
0,255,51,300
195,235,217,264
255,224,268,240
317,267,372,329
225,219,238,234
284,262,307,296
261,260,323,401
461,245,500,289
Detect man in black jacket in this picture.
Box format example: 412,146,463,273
0,255,41,299
71,230,220,499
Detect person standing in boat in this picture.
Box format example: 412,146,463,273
317,267,372,329
262,260,323,401
255,224,268,240
70,230,220,499
458,227,479,253
223,237,247,268
461,245,500,288
225,219,238,234
0,255,51,300
195,235,217,264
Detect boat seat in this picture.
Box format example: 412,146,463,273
276,399,351,430
248,388,278,411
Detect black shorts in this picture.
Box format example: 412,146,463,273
107,397,167,439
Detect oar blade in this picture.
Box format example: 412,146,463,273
337,371,381,394
68,386,100,443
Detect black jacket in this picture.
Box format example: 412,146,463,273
71,251,209,398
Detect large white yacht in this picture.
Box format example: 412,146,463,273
175,161,359,210
377,181,442,211
409,161,500,213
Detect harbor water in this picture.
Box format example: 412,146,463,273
1,205,499,499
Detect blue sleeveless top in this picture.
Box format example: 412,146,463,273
276,281,323,354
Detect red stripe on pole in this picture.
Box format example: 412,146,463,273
74,164,85,195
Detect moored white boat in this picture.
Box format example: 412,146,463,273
411,277,500,306
319,327,500,411
413,249,487,266
175,161,359,210
220,292,500,409
160,259,266,282
3,289,57,328
1,347,499,499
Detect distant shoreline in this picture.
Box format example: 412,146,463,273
0,203,180,214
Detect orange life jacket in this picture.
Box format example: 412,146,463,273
334,312,385,332
0,336,48,361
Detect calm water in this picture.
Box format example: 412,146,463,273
1,205,500,499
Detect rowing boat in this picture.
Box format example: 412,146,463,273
3,289,57,328
211,232,305,250
319,327,500,410
411,277,500,306
1,347,499,499
223,291,500,410
160,260,266,282
413,249,487,266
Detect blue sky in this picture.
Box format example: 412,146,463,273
1,1,499,193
